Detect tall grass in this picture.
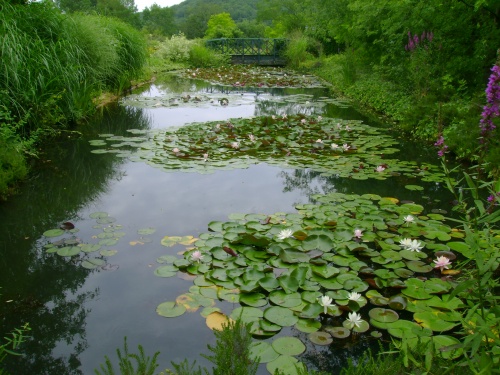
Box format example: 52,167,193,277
0,0,146,198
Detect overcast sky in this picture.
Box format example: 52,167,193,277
135,0,184,11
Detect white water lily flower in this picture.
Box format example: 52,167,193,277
342,144,350,151
408,239,424,252
375,165,386,172
347,292,362,302
277,229,294,240
316,139,323,143
345,312,363,329
202,153,209,162
301,119,307,124
353,229,363,239
403,215,415,224
230,142,239,149
317,116,323,121
249,134,255,142
318,295,335,314
173,147,180,153
331,143,340,150
399,238,413,249
191,250,204,263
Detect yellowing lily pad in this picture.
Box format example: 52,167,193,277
204,311,231,331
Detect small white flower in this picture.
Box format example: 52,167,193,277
173,147,180,153
231,142,240,149
316,139,323,143
317,116,323,121
318,295,335,314
272,115,276,120
331,143,340,150
342,144,350,151
277,229,294,240
191,250,204,263
345,125,351,131
249,134,255,142
353,229,363,238
345,312,363,329
301,119,307,124
282,114,288,120
203,153,209,162
347,292,362,302
375,165,386,172
403,215,415,225
408,239,424,252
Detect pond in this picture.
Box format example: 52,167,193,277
0,72,456,374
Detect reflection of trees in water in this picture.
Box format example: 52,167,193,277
279,168,455,209
280,169,338,203
0,105,152,374
255,100,323,117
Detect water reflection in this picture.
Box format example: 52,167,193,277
0,76,453,374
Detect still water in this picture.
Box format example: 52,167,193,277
0,74,451,374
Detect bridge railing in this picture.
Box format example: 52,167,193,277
205,38,288,65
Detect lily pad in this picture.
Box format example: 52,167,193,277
156,301,186,318
263,306,298,327
308,331,333,345
43,229,65,238
249,341,280,363
272,337,306,355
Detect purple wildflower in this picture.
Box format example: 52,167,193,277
487,195,495,203
480,65,500,142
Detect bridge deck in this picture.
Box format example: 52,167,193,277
206,38,288,66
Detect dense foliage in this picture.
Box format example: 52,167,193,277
0,0,146,198
258,0,500,174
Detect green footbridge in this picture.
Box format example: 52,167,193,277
205,38,288,66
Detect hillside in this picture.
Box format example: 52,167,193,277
172,0,259,23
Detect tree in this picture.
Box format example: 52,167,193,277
204,12,242,39
142,4,176,36
179,3,223,39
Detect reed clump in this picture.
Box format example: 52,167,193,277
0,1,146,199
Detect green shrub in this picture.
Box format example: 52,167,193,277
155,33,194,64
188,42,229,68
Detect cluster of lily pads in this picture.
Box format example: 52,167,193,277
42,212,157,270
153,191,476,373
89,114,446,182
182,66,327,88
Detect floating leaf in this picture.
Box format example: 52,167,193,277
156,301,186,318
206,311,233,330
308,331,333,345
43,229,65,238
249,342,280,363
264,306,298,327
266,355,304,375
137,227,156,235
272,337,305,355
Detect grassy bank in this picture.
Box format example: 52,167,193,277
0,0,146,200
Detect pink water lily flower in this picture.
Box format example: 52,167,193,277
354,229,363,238
375,165,386,172
173,147,180,153
434,256,452,271
191,250,204,263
